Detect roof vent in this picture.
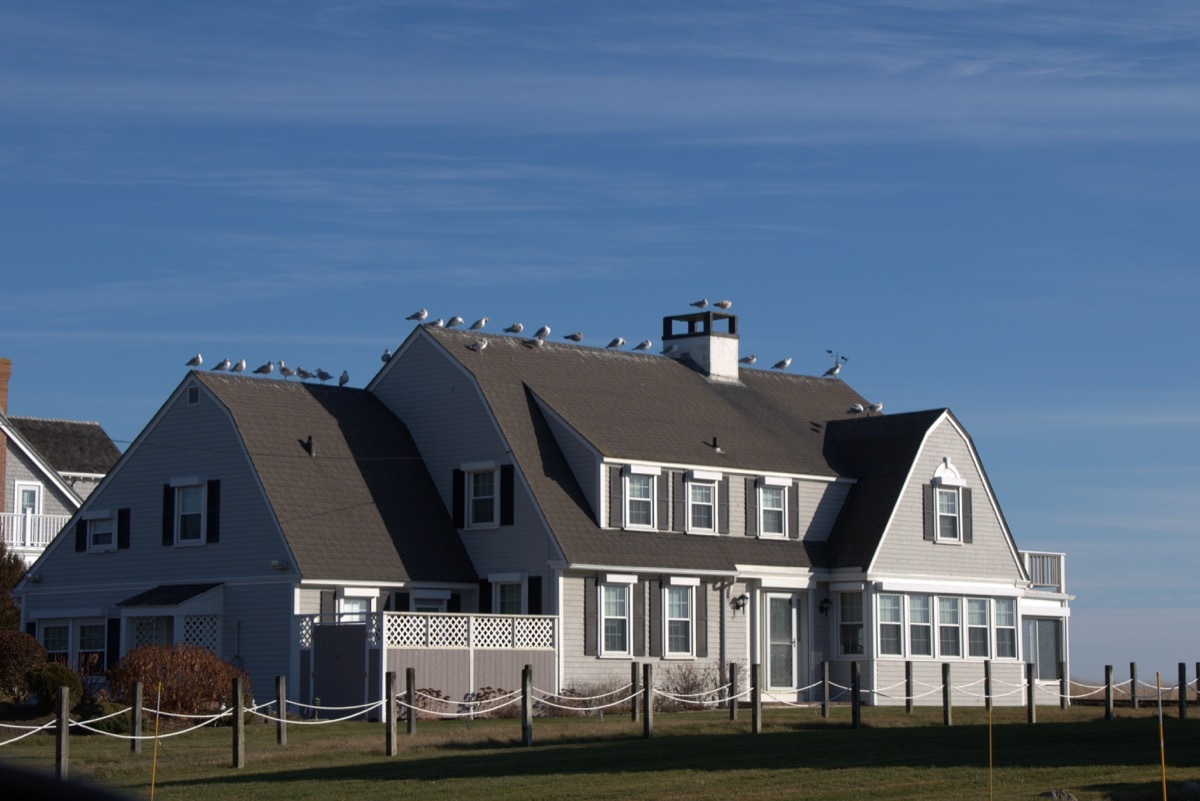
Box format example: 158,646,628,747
662,311,739,381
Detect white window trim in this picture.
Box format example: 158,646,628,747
465,468,500,530
838,591,865,656
494,581,525,615
935,487,962,544
757,480,787,539
174,483,206,547
623,472,656,530
14,481,43,515
995,598,1018,659
88,516,116,553
685,472,719,535
663,584,694,658
937,596,962,657
877,593,903,658
599,582,632,657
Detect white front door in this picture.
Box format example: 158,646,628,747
16,482,42,515
766,593,799,690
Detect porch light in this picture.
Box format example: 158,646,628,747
818,598,832,616
730,593,748,612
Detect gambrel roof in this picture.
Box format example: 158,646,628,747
193,372,475,584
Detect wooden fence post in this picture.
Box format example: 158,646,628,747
905,661,913,715
751,663,762,734
1130,662,1138,710
276,675,287,746
55,686,69,781
729,662,739,721
1180,663,1188,720
131,681,143,755
405,666,415,733
385,671,397,756
521,665,533,747
822,660,830,719
1026,663,1037,724
984,660,993,712
1105,664,1114,721
1060,662,1069,710
643,663,654,739
631,662,639,722
942,663,952,726
851,661,861,729
232,676,245,769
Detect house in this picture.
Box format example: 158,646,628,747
1,357,121,565
15,311,1070,706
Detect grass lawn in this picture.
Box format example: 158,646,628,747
2,704,1198,800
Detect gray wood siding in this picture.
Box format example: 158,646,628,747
373,336,557,588
872,418,1023,581
386,648,556,702
538,404,600,525
873,659,1026,707
5,444,75,516
799,480,850,542
222,582,295,695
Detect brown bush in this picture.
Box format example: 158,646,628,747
0,630,46,701
107,644,251,715
463,686,521,719
654,662,723,712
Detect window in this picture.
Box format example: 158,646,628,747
89,517,115,551
839,592,864,655
967,598,989,657
878,594,902,656
601,584,630,655
78,623,106,673
665,586,692,656
625,474,654,528
42,624,69,664
937,488,960,541
176,485,204,543
995,599,1017,658
938,597,961,656
759,485,786,538
497,582,522,614
341,597,369,623
909,594,933,656
468,470,497,527
688,481,716,533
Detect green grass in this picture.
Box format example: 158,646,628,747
2,705,1198,800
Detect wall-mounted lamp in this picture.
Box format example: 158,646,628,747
29,572,43,584
729,593,748,612
818,597,832,617
270,559,289,572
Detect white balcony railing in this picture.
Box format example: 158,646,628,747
1,512,71,554
1021,551,1066,593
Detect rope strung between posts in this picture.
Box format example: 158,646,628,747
396,695,523,718
532,683,632,702
251,700,386,726
533,690,642,712
0,719,56,747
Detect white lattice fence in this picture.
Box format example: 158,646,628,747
183,615,220,651
131,617,170,649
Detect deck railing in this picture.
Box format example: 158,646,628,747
1,511,71,555
1021,551,1066,593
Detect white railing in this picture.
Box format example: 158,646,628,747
1021,551,1065,593
297,612,558,651
1,512,71,553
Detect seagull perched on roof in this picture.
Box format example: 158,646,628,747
739,355,756,365
315,368,333,383
231,359,246,373
533,325,551,339
186,353,202,367
633,339,652,351
253,360,274,376
212,358,231,371
279,361,295,380
823,350,848,378
469,317,488,330
772,357,791,370
606,337,626,349
868,401,884,415
407,308,428,321
504,322,523,334
714,299,732,310
427,317,444,328
662,344,678,355
848,403,864,415
446,316,465,328
564,332,584,342
467,338,488,352
338,370,349,387
381,348,392,363
296,366,314,381
523,337,545,349
690,298,708,309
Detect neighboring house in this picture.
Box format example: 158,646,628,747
0,357,121,565
15,311,1070,706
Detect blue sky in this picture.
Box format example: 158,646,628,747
2,1,1197,682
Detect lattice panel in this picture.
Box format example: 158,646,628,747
132,617,169,649
366,614,381,647
386,614,427,647
428,616,468,648
513,618,556,649
183,615,220,652
298,616,314,649
472,616,513,648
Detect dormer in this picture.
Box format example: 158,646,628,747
661,311,740,382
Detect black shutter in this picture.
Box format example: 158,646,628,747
75,519,87,552
448,593,461,613
500,464,515,526
105,618,121,670
745,478,757,536
26,621,37,637
790,480,801,539
528,576,542,615
452,469,465,528
923,485,936,541
633,580,646,657
478,580,493,613
696,584,708,658
205,480,221,543
718,478,730,534
656,475,669,531
583,576,597,656
395,592,410,612
319,590,335,616
647,580,662,657
162,484,174,546
117,508,131,550
672,472,685,532
961,488,973,543
608,466,622,528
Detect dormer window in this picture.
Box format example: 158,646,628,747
685,470,722,535
936,488,960,541
620,465,660,530
924,458,972,544
756,476,790,538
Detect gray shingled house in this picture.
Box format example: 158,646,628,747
15,311,1069,707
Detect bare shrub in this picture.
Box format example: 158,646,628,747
400,687,448,721
540,674,632,718
462,686,521,719
654,662,724,712
107,644,251,715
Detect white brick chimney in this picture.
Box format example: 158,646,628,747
661,311,740,382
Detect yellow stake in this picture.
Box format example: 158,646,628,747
150,682,162,801
1158,672,1167,801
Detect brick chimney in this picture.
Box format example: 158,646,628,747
661,311,740,382
0,357,10,514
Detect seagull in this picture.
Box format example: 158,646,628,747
467,338,488,352
739,355,757,365
523,337,545,349
253,360,274,376
533,325,551,339
231,359,246,373
714,299,732,310
338,370,349,387
690,298,708,309
564,332,584,342
469,317,488,330
606,337,625,348
315,368,333,383
772,357,791,370
186,353,202,367
446,316,465,328
427,318,444,328
823,351,848,378
406,308,428,321
381,348,392,363
504,322,524,334
633,339,652,351
211,358,231,371
295,366,314,381
662,344,679,355
849,403,864,415
868,401,884,415
279,361,295,380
